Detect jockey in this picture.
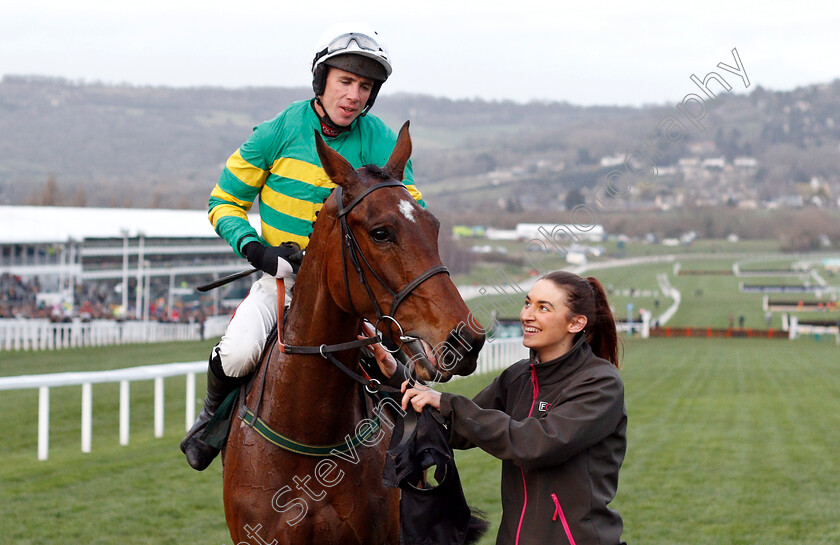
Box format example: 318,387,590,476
181,23,425,470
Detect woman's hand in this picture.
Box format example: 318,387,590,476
358,321,398,378
401,380,442,412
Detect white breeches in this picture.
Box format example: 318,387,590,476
215,273,295,378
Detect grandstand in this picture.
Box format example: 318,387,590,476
0,205,256,321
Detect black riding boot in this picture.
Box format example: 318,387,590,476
180,349,241,471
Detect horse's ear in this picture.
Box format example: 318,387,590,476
383,121,412,181
314,130,359,187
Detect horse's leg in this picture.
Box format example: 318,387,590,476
385,489,401,544
223,421,297,542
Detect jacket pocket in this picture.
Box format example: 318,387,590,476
551,492,577,545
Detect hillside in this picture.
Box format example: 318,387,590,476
1,75,839,221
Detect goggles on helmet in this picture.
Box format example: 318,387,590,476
325,32,385,56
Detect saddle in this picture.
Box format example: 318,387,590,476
199,328,279,451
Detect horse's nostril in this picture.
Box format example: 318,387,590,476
472,334,486,355
464,328,486,352
444,328,485,364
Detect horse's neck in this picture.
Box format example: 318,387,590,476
262,260,365,437
284,264,358,352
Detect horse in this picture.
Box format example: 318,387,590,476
221,121,486,544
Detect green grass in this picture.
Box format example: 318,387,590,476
3,337,840,544
0,340,218,376
740,276,813,287
462,249,838,331
442,337,840,545
618,337,840,545
595,239,781,258
589,261,675,321
677,259,737,272
0,340,225,544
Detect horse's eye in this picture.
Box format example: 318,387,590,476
370,227,391,243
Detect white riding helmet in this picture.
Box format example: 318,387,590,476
311,23,392,114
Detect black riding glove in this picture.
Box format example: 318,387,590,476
243,241,302,278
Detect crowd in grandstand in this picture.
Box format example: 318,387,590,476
0,273,43,319
0,272,214,324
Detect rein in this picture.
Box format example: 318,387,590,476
274,278,398,395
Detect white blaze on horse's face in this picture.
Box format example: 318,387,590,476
398,199,416,223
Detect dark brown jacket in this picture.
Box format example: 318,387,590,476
439,335,627,545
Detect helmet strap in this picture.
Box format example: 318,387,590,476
311,98,351,137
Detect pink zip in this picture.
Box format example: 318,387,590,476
551,492,577,545
527,366,539,417
514,365,540,545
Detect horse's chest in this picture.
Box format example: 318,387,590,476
232,441,395,540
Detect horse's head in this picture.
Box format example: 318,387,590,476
312,122,484,382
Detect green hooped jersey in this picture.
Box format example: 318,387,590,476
208,100,424,256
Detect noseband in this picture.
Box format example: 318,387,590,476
335,180,449,351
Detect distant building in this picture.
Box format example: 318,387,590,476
599,154,625,168
452,225,485,238
678,157,701,168
733,157,758,168
566,251,587,265
687,141,716,155
515,223,605,243
485,227,520,241
0,205,253,318
701,156,726,169
484,223,606,243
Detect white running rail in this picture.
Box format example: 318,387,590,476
0,337,528,460
0,361,206,460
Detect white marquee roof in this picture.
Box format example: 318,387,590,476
0,205,260,244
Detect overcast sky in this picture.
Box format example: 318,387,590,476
3,0,838,106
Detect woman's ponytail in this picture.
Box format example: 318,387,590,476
585,277,621,368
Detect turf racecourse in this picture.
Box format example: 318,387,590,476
2,337,839,544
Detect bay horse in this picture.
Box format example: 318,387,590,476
221,122,485,544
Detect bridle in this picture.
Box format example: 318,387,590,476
275,178,449,388
243,179,444,450
335,179,449,352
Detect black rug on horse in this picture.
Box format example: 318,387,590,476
384,406,488,545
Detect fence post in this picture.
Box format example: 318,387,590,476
186,372,196,432
81,383,92,453
119,380,130,445
154,377,164,438
21,322,29,351
38,386,49,461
